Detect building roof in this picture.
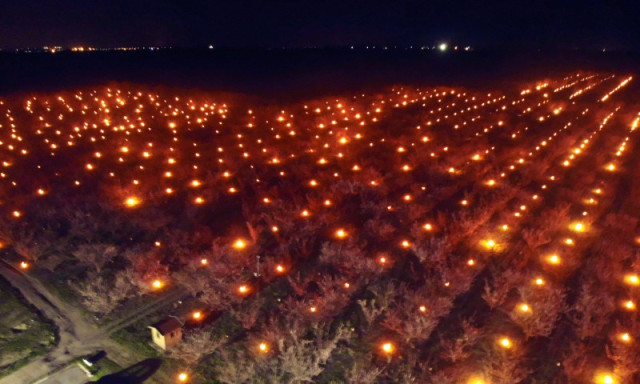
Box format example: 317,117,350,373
150,316,183,335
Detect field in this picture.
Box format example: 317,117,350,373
0,275,57,377
0,71,639,383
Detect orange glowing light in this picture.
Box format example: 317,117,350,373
192,311,202,320
152,280,163,289
200,258,208,266
596,373,616,384
19,261,29,270
618,333,631,343
624,274,640,286
125,197,140,207
483,239,496,249
275,264,285,273
335,229,348,239
258,342,269,353
623,300,636,310
178,372,188,382
233,239,247,250
381,342,394,354
571,222,586,232
498,337,512,349
547,254,561,265
238,285,249,294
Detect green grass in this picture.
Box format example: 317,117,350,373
110,328,160,359
0,275,58,378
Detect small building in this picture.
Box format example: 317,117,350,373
148,316,183,350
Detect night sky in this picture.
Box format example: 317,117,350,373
1,0,639,50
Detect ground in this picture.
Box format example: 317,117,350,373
37,364,90,384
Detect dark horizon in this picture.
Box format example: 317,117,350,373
1,46,638,100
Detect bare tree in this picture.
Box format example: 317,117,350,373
510,285,566,339
72,243,118,273
344,354,383,384
481,267,521,310
411,236,450,265
75,273,135,314
381,308,441,345
357,296,388,328
75,277,115,314
7,223,57,267
216,349,256,384
169,329,223,367
231,299,263,330
440,320,482,363
481,280,509,310
482,346,529,384
562,340,593,383
567,282,615,340
522,227,552,250
255,323,351,383
606,321,640,381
